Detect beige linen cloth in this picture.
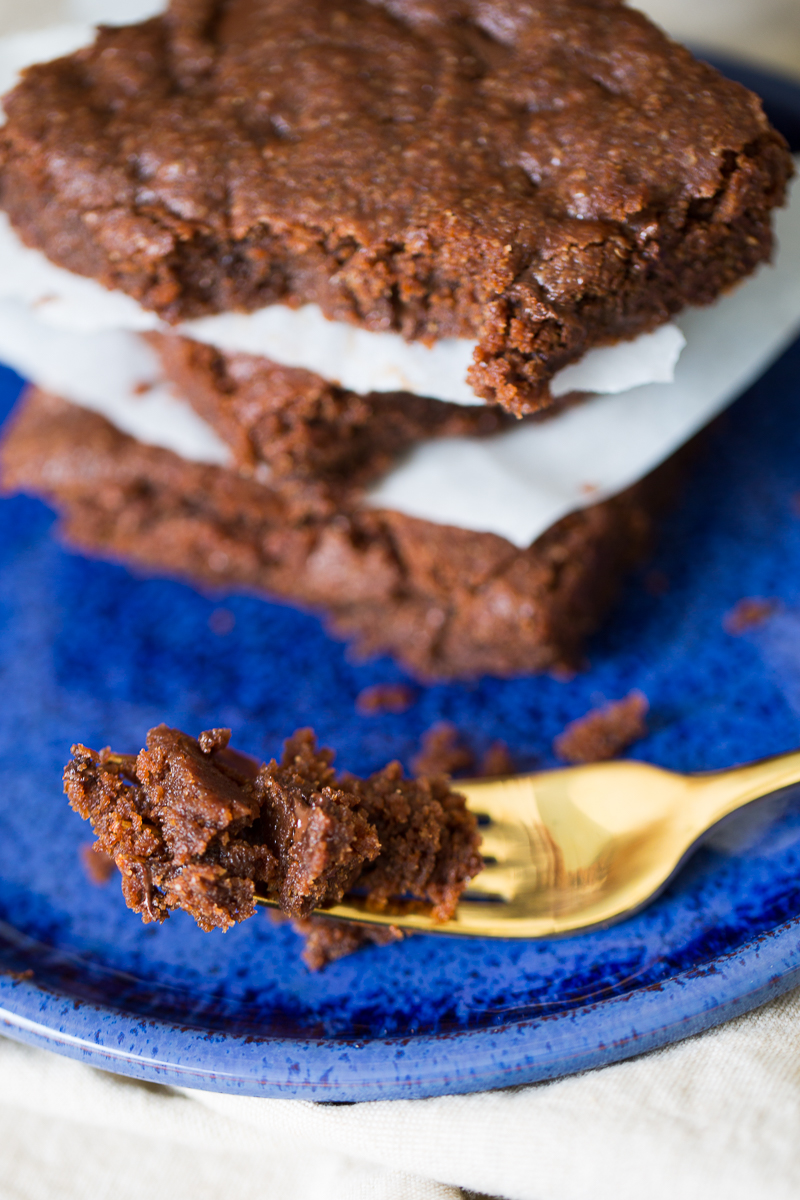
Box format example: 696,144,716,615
2,2,800,1198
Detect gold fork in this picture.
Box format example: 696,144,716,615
257,750,800,937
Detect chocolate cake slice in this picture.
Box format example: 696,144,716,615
149,332,511,515
64,724,482,934
1,387,669,680
0,0,792,414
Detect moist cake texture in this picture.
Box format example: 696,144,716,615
1,387,667,679
64,724,482,932
0,0,792,414
151,333,509,514
290,915,404,971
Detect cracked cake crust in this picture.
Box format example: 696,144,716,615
0,0,792,413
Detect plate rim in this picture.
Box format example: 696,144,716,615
2,910,800,1099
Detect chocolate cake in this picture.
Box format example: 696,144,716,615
1,387,668,680
291,916,404,971
150,333,510,515
1,1,790,687
64,724,482,933
0,0,792,414
411,722,474,778
553,691,649,764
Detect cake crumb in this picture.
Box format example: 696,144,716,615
356,683,416,716
479,742,515,778
4,969,34,982
554,692,649,765
411,722,474,777
724,597,779,635
550,664,579,684
292,916,403,971
80,843,116,886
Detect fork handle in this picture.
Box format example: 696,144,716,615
689,748,800,828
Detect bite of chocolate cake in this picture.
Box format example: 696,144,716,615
64,725,483,940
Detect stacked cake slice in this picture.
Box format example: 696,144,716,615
0,0,797,678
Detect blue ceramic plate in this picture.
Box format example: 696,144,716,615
2,61,800,1102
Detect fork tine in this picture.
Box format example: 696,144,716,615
458,775,542,822
462,861,527,900
476,829,518,862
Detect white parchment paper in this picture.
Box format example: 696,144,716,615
0,12,798,549
0,301,231,464
1,181,798,545
367,169,800,545
0,203,685,410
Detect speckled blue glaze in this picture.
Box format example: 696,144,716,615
1,61,800,1102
